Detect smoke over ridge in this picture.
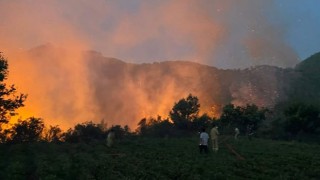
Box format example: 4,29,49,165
0,1,300,129
1,0,299,68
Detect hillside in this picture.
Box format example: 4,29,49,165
85,51,294,125
288,52,320,104
12,45,319,127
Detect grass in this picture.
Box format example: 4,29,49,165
0,136,320,179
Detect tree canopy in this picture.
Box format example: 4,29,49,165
220,104,268,133
9,117,44,143
283,102,320,136
169,94,200,130
0,53,27,141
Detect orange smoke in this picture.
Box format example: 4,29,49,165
7,46,96,130
0,1,298,130
110,0,226,63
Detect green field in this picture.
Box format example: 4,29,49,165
0,136,320,180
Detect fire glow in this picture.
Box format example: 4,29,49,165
5,46,221,130
0,1,300,129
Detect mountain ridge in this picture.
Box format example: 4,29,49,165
9,44,319,127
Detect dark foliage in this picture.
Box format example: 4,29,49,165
0,53,27,141
9,117,44,143
283,102,320,136
43,125,63,143
169,94,200,130
137,116,175,137
220,104,268,134
62,121,105,143
108,124,133,139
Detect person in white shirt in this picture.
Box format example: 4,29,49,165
107,129,115,147
235,127,240,140
199,128,209,154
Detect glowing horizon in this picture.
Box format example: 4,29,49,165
1,1,319,130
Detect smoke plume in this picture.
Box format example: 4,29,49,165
0,1,301,129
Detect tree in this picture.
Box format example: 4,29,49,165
43,125,62,142
283,102,320,136
108,125,128,139
192,113,214,131
10,117,44,143
63,121,104,143
169,94,200,130
123,125,131,136
136,116,174,137
219,103,267,134
241,104,268,131
0,53,27,141
137,118,148,136
220,104,241,129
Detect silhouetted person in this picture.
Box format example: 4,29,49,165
246,124,254,140
210,125,219,152
107,129,115,147
199,127,209,154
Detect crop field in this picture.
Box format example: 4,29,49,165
0,136,320,179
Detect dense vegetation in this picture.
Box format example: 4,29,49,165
1,52,320,179
1,137,320,179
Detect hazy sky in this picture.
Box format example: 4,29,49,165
1,0,320,129
1,0,319,68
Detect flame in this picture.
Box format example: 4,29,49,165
199,105,220,118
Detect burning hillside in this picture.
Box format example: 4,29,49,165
7,45,293,129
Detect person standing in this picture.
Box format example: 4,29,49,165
234,127,240,140
246,124,254,140
199,128,209,154
107,129,115,147
210,125,219,152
